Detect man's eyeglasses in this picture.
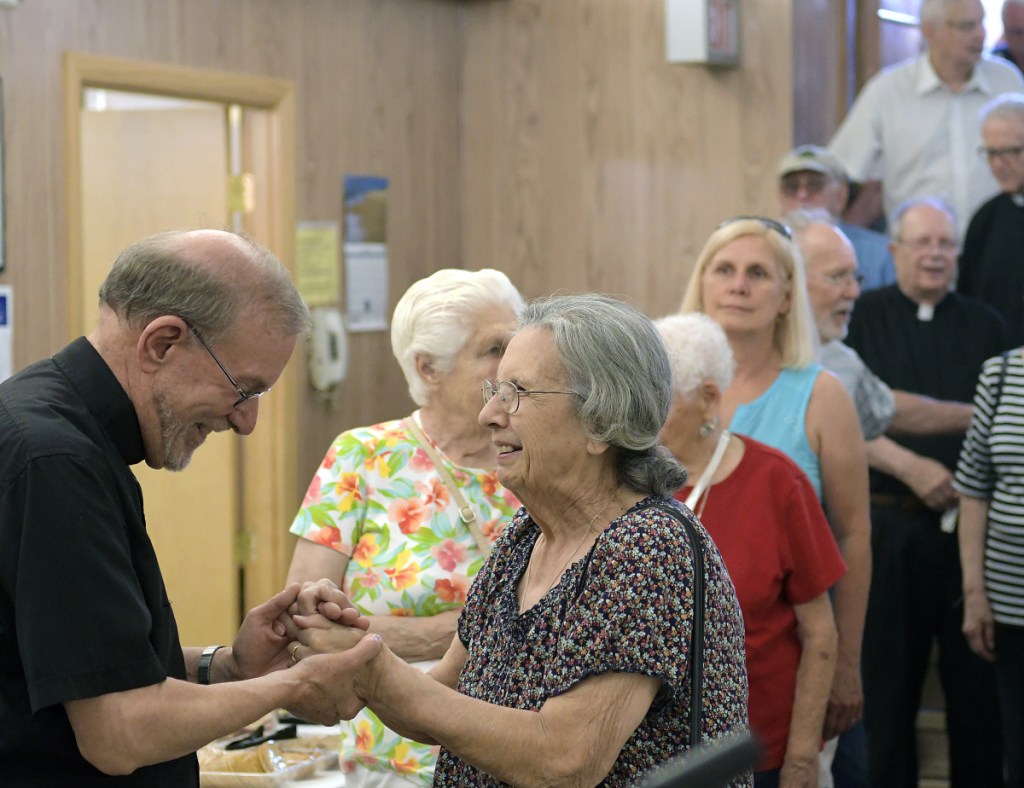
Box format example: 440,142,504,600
945,18,983,34
481,379,576,414
978,145,1024,161
895,236,960,255
779,173,829,196
188,323,268,408
717,215,793,240
816,270,865,288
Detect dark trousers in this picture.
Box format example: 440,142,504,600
862,502,1002,787
832,719,868,787
995,622,1024,787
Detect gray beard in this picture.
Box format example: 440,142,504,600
154,390,197,472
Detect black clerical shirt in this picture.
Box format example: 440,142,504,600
845,286,1008,496
0,337,197,785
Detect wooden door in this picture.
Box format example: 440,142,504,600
65,53,301,650
79,97,239,645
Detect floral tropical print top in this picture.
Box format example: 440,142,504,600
433,497,751,787
289,413,520,784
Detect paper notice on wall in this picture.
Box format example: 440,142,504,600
0,286,11,383
344,243,389,332
295,221,340,307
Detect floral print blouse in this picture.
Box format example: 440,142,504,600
289,414,520,784
434,496,751,786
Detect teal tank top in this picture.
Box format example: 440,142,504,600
729,365,822,500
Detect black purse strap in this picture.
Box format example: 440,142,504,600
655,503,705,749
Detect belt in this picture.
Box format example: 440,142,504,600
870,493,929,514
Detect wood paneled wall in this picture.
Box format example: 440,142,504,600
0,0,462,490
0,0,810,504
458,0,795,320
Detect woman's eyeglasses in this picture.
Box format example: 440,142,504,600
481,379,576,414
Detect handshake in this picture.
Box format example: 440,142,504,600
228,579,385,727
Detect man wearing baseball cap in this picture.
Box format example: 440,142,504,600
777,144,896,292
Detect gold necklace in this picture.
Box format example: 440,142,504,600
523,512,602,607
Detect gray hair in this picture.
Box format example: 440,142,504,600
654,313,735,400
889,196,958,242
919,0,962,25
391,268,524,406
518,293,687,496
98,230,311,341
981,92,1024,127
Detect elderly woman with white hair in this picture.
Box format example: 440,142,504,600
657,312,844,788
288,294,750,786
286,268,524,786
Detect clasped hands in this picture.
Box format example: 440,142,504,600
281,578,378,665
230,579,382,725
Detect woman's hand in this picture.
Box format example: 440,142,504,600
962,589,996,662
290,578,370,629
292,617,372,658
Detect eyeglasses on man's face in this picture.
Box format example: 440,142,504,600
188,323,268,408
816,269,865,288
944,18,983,34
481,379,576,414
978,145,1024,161
895,236,960,255
717,215,793,240
780,173,830,197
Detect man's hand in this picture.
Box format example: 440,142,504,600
962,589,997,662
822,660,863,740
902,455,957,511
286,636,384,724
224,584,306,681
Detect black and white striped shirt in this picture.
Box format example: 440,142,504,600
955,351,1024,626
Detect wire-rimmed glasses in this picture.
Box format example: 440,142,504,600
188,323,269,408
481,379,576,414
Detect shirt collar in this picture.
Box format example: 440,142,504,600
53,337,147,466
896,285,952,313
916,52,988,95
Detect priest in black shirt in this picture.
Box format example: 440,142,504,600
958,92,1024,348
845,198,1007,788
0,230,382,785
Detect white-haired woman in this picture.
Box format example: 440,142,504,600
657,312,844,788
286,268,524,786
680,217,870,760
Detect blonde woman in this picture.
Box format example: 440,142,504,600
681,217,870,780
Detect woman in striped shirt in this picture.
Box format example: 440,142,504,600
955,348,1024,786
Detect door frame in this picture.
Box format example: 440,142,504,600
63,52,300,613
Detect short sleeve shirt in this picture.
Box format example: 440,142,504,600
289,414,520,782
0,338,197,785
433,496,750,786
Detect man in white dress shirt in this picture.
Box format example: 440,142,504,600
828,0,1024,237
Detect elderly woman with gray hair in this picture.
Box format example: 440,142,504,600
286,268,524,786
657,312,844,788
289,294,750,786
